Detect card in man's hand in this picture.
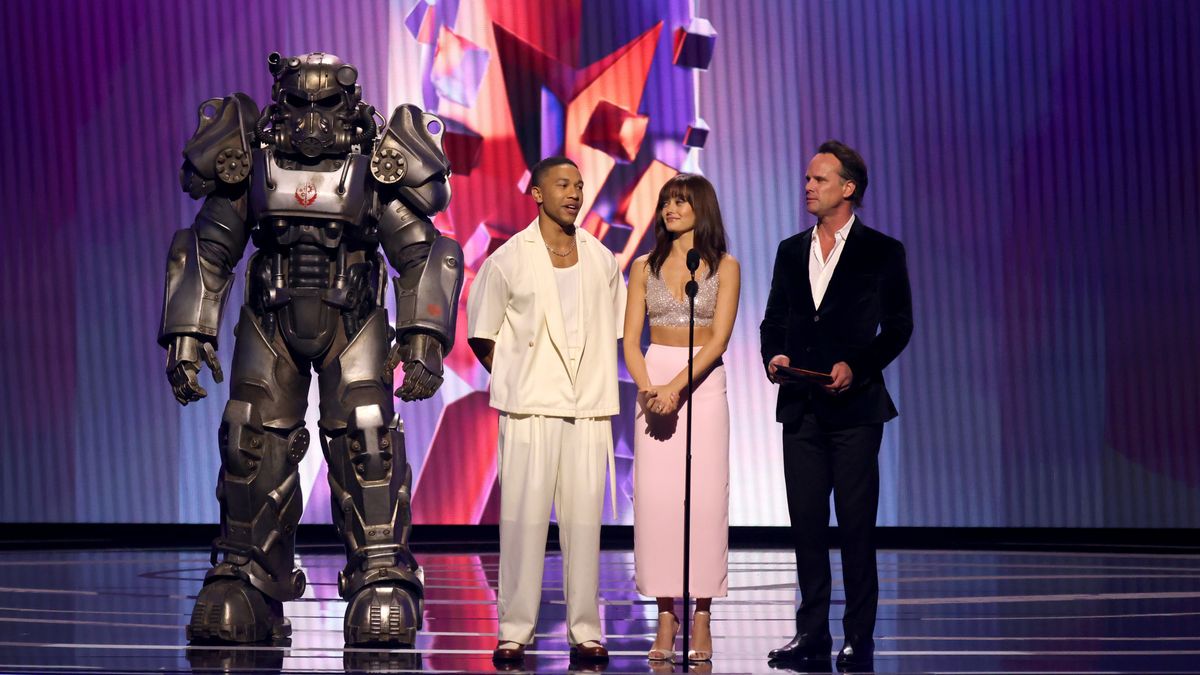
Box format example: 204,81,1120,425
775,364,834,385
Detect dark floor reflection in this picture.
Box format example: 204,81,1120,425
185,644,285,673
0,548,1197,672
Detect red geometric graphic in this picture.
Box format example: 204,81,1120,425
441,118,484,175
581,100,650,162
612,160,678,270
405,0,452,45
399,1,708,524
562,23,662,220
432,27,490,108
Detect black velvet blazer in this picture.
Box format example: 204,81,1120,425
759,218,913,428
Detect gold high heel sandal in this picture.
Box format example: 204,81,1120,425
687,610,713,662
648,611,679,661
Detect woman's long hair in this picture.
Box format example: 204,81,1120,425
646,173,728,278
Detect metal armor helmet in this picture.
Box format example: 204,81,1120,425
261,52,376,158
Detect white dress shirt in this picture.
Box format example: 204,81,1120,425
809,214,856,309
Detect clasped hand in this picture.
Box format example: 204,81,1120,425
639,384,681,416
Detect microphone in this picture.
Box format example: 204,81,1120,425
685,249,700,298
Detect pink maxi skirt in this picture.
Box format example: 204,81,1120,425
633,344,730,598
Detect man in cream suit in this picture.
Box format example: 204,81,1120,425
467,156,626,666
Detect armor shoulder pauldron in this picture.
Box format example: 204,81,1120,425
370,104,451,214
181,93,260,199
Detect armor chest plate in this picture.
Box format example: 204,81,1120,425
249,149,373,225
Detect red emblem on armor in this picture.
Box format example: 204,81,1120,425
294,182,318,207
426,304,443,317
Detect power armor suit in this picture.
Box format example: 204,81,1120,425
159,52,463,646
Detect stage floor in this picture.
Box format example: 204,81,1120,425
1,547,1198,673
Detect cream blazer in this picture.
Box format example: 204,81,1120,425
467,219,627,418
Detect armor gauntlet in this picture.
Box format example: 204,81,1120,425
388,236,462,402
394,235,463,347
159,228,235,347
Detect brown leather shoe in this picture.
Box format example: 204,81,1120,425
492,641,526,664
569,640,609,663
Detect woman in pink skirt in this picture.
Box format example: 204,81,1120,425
623,173,740,663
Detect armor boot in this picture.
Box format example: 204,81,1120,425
324,403,423,645
187,399,308,643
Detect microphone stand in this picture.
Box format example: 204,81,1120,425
680,251,700,667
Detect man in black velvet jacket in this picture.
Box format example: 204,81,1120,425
760,140,912,668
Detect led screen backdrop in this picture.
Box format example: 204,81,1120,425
1,0,1197,527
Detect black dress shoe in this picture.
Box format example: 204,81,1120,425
492,641,526,665
768,632,833,661
835,637,874,670
569,640,609,664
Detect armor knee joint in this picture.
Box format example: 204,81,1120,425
346,404,393,482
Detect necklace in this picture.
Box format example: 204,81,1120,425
545,238,577,257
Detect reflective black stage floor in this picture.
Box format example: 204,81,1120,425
1,548,1199,673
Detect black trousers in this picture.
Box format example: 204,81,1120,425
782,413,883,641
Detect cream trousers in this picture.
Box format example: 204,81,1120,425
496,413,611,646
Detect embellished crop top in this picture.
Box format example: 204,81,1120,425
646,270,719,327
